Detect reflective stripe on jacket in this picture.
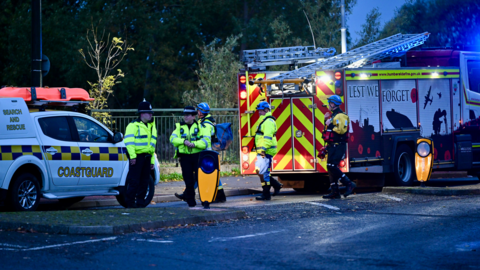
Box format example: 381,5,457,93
169,121,210,158
254,112,278,156
124,118,157,164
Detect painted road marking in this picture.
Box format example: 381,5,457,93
306,202,340,210
136,239,174,243
13,237,118,251
209,230,286,243
0,243,26,248
378,194,402,201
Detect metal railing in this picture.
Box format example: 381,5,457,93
92,109,240,165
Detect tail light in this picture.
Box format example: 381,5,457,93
240,90,247,100
334,71,342,80
339,160,346,168
242,162,249,169
242,146,249,154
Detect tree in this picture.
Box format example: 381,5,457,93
354,7,382,48
182,35,243,110
78,24,134,124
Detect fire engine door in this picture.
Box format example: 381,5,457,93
291,97,316,170
270,98,293,171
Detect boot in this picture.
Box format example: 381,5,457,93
256,185,272,201
175,192,186,201
270,178,283,196
322,184,340,199
214,188,227,203
341,175,356,198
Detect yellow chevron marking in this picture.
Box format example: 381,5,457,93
275,148,293,170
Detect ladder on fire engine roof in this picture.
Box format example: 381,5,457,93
266,32,430,81
242,46,336,69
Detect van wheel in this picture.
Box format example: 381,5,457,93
116,176,155,208
389,145,415,186
7,173,41,212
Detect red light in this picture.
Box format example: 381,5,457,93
339,160,346,168
335,72,342,80
240,76,246,84
335,88,343,95
242,162,249,169
240,90,247,100
242,146,249,154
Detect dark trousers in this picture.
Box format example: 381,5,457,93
326,143,346,184
179,153,200,206
126,154,151,206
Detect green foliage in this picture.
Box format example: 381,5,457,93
353,7,382,48
220,167,242,177
380,0,480,47
182,35,243,109
160,172,184,182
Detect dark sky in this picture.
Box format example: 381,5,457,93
348,0,408,42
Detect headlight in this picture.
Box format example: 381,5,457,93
417,142,430,157
200,155,216,174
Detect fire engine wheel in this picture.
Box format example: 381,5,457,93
7,173,41,212
390,145,415,186
116,175,155,208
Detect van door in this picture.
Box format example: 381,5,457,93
71,116,126,186
36,116,80,187
459,52,480,163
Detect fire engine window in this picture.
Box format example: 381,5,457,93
38,117,73,141
467,60,480,94
73,117,109,143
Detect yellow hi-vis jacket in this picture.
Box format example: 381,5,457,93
170,121,210,158
124,118,157,164
254,112,278,156
200,114,215,150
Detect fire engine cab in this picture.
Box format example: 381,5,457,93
0,87,160,211
238,33,480,191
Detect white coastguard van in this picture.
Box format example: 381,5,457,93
0,87,160,211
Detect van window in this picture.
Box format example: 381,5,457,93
467,60,480,93
73,117,109,142
38,117,73,141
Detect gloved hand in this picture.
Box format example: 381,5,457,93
317,146,326,159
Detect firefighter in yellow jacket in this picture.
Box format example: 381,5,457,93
254,101,282,200
124,99,157,208
170,106,210,207
320,95,356,199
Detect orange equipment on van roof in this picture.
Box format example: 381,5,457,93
0,87,94,101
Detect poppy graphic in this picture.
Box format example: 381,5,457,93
434,148,438,160
411,88,418,103
375,151,381,157
350,135,355,142
358,144,363,154
367,148,371,154
444,150,451,160
371,134,375,140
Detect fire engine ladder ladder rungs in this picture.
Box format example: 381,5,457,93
269,32,430,81
242,46,336,67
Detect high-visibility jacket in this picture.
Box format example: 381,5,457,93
254,112,278,156
200,114,215,150
124,118,157,164
170,121,210,158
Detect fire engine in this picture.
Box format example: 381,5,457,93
237,33,480,191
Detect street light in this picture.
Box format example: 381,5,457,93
415,138,434,187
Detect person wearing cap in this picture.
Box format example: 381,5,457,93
320,95,356,199
174,102,227,203
254,101,282,201
169,106,210,207
124,99,157,208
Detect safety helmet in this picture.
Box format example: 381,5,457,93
327,95,342,106
256,101,270,111
138,99,154,114
197,102,210,114
183,106,197,115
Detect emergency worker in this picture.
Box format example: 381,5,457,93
320,95,356,199
174,102,227,203
170,106,210,207
124,99,157,208
254,101,283,200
